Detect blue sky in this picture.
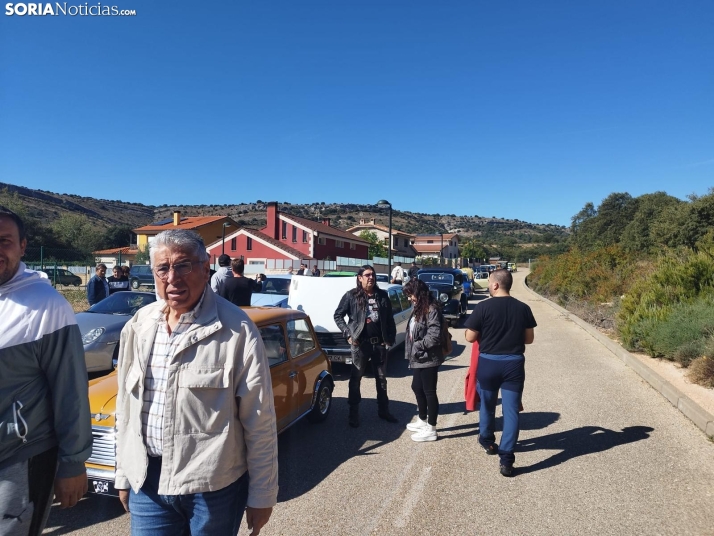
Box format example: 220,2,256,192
1,0,712,227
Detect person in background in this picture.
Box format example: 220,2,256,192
334,265,398,427
402,278,444,442
296,264,306,275
390,262,404,285
210,254,233,295
311,265,320,277
255,273,267,292
464,269,536,477
108,265,130,294
408,261,420,281
87,263,109,305
121,265,131,280
219,258,259,307
114,229,277,535
0,206,92,536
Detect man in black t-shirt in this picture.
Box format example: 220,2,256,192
218,258,258,307
464,269,536,477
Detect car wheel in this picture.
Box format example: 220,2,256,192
307,379,333,423
131,279,140,289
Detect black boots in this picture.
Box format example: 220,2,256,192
378,411,398,423
348,406,360,428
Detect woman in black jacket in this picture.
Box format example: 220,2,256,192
403,278,445,442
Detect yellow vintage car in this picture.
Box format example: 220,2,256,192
85,307,334,496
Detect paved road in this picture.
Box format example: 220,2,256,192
45,272,714,535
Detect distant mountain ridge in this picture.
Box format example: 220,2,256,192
0,182,568,243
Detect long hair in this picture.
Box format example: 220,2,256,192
351,264,376,309
403,278,435,322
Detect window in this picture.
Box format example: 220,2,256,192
318,237,326,245
335,240,344,248
349,242,356,250
427,240,433,244
383,237,389,244
303,230,308,243
230,237,237,250
246,237,252,251
287,318,316,357
398,288,411,311
292,227,297,243
259,324,288,367
388,289,402,313
282,221,287,239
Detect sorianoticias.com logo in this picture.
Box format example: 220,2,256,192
5,3,137,16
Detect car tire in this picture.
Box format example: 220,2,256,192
131,279,140,289
307,379,333,423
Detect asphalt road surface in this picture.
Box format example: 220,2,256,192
44,271,714,535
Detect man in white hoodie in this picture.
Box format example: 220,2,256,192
0,207,92,535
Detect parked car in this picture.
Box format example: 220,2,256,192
76,291,157,372
416,267,466,326
287,276,412,366
85,307,334,496
324,271,389,282
250,274,292,308
507,262,518,272
129,264,155,289
38,267,82,286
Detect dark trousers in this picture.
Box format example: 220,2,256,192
348,342,389,412
411,366,440,426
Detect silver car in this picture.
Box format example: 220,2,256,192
76,291,157,372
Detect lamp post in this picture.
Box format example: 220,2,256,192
377,200,392,279
440,233,444,266
221,222,232,256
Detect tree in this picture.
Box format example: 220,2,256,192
460,239,488,261
359,230,387,259
51,213,103,257
101,225,134,249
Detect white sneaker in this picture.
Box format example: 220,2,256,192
406,417,428,432
411,425,438,442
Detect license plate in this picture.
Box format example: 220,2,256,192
328,355,352,364
91,479,112,495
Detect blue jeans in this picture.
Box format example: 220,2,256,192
477,354,525,467
129,456,249,536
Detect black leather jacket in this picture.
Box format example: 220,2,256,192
405,305,444,369
334,287,397,346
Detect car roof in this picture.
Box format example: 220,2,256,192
243,307,308,325
266,274,292,279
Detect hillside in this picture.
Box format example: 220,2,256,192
0,182,568,244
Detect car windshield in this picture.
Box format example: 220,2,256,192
418,273,454,285
258,278,291,295
87,292,157,315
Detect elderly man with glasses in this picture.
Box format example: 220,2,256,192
334,264,398,428
114,229,277,536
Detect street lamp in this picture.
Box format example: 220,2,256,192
440,233,444,266
221,222,232,256
377,200,392,279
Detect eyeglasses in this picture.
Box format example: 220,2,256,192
360,273,375,279
154,261,201,281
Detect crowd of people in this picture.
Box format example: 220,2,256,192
1,203,536,535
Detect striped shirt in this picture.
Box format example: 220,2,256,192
141,291,206,457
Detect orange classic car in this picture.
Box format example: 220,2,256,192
86,307,334,496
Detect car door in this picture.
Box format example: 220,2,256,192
396,288,413,347
285,317,323,416
388,288,408,347
259,323,299,432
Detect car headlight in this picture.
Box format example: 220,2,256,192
439,293,449,303
82,327,105,345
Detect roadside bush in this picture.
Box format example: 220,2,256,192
59,288,89,313
618,251,714,351
688,355,714,388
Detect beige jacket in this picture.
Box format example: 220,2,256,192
114,287,278,508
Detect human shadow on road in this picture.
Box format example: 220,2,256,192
276,397,418,502
437,410,561,440
515,425,655,475
44,495,125,535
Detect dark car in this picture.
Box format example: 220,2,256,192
129,264,155,289
416,267,466,326
39,268,82,286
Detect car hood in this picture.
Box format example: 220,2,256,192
75,312,131,335
250,293,289,307
88,371,118,427
424,282,457,294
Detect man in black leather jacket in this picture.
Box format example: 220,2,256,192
334,265,398,427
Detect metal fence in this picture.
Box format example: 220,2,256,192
24,246,94,266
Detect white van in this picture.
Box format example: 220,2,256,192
288,275,412,365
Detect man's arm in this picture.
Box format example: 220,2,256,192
524,328,534,345
39,307,92,508
333,293,351,337
465,329,480,343
86,277,95,305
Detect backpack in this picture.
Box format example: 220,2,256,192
440,314,453,357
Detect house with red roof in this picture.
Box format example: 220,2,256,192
133,211,240,253
412,233,460,260
346,218,416,257
205,202,369,264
